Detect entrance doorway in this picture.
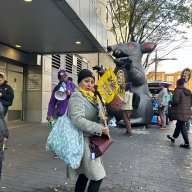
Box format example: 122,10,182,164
0,61,23,121
7,69,23,121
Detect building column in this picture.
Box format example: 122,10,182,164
24,55,52,122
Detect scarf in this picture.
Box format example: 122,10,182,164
78,87,99,104
78,87,108,128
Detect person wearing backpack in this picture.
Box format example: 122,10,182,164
119,82,133,136
0,74,14,116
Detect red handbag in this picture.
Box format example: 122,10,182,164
89,134,113,158
108,95,122,111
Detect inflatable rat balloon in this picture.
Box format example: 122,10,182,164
93,42,156,124
106,42,156,125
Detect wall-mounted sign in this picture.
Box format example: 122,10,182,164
27,74,41,90
181,68,191,83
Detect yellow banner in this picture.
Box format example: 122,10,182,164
96,68,119,103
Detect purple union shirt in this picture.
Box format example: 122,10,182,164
47,80,74,117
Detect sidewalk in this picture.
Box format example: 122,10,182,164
0,122,192,192
7,120,39,129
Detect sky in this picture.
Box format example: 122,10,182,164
147,28,192,74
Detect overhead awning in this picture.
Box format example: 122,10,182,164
0,0,107,54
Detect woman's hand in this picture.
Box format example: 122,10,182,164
102,126,109,135
65,90,71,95
4,137,8,143
46,116,52,121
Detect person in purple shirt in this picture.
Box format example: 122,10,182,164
47,70,74,120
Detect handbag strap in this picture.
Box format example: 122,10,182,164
97,97,112,139
63,107,68,116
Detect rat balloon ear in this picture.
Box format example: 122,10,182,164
140,42,157,54
127,43,136,49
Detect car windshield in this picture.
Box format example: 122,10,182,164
148,81,172,99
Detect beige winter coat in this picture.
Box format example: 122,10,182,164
119,90,133,110
68,91,106,181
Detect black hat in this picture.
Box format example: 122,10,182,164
177,77,185,86
78,69,95,84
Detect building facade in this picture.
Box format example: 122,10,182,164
0,0,116,123
147,69,192,91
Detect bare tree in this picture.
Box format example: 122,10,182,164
107,0,192,68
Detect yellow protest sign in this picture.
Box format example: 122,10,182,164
181,68,191,82
96,68,119,103
116,69,125,99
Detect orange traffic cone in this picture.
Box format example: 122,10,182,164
158,116,161,125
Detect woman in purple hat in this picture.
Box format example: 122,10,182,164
167,78,191,149
46,69,75,120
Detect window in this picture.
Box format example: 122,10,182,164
66,54,73,74
77,57,82,74
166,76,174,82
52,55,60,69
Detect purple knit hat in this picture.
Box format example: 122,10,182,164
125,82,132,90
159,82,165,87
177,77,186,86
58,69,67,77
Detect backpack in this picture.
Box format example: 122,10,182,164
132,92,140,109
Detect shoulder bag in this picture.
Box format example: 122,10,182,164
89,134,113,158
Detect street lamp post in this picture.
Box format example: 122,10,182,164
154,50,158,81
154,50,177,81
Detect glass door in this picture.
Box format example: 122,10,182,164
7,65,23,121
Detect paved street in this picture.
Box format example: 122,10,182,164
0,122,192,192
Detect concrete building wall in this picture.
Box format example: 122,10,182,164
24,55,53,123
25,65,42,122
79,52,115,81
41,55,52,122
0,0,118,123
66,0,107,49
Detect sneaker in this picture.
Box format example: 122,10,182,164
156,124,162,128
167,135,175,143
159,127,167,130
180,144,190,149
125,132,132,137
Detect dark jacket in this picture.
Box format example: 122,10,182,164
169,87,192,122
0,81,14,107
190,93,192,107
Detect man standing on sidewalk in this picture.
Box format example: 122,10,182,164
157,82,168,130
0,74,14,116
